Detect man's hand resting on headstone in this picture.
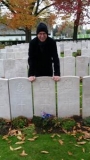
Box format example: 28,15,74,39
52,76,60,81
28,76,36,82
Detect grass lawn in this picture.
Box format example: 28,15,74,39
0,125,90,160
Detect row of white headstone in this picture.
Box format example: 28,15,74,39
0,59,28,79
0,76,90,120
0,41,90,59
58,48,90,57
1,46,90,58
60,56,90,77
0,44,29,59
57,40,90,51
0,56,90,78
56,41,90,57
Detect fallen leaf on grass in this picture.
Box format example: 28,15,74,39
8,140,12,144
58,140,64,145
74,144,81,147
62,129,68,134
48,128,53,132
28,136,39,141
51,134,56,138
32,132,37,135
33,136,39,139
17,136,23,140
83,126,90,131
77,141,86,145
17,135,25,141
82,148,85,153
8,129,20,136
68,151,73,155
77,129,82,134
15,141,25,144
14,146,22,150
2,135,8,140
28,138,35,141
83,132,90,139
77,136,83,141
10,146,14,151
56,134,61,137
20,150,28,156
17,130,22,136
41,151,49,154
10,146,22,151
51,134,61,138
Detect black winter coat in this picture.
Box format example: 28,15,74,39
28,37,60,77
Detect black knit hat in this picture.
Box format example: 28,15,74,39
36,22,48,35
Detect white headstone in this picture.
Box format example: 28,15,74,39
77,41,82,50
4,59,16,79
71,41,77,52
9,77,33,118
0,49,6,53
64,49,72,57
87,40,90,49
0,79,10,119
6,48,13,52
0,52,6,59
15,51,28,59
6,52,15,59
12,48,19,52
60,43,64,52
81,41,88,49
57,76,80,117
82,76,90,118
60,57,64,76
76,56,89,77
81,48,90,56
0,60,4,78
64,56,75,76
33,77,56,116
15,59,28,77
64,42,72,50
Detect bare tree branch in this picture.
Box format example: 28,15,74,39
1,0,15,13
36,2,56,15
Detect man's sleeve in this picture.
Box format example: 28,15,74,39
52,40,60,76
28,41,35,77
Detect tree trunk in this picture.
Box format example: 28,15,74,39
73,20,78,40
73,0,81,41
25,28,31,43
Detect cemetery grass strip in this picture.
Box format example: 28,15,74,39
0,126,90,160
80,82,82,108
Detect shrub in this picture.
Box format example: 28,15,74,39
12,116,29,129
83,117,90,127
0,118,7,128
61,118,76,131
0,118,11,135
31,116,77,132
32,115,60,129
32,116,43,127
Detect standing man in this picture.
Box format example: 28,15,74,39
28,22,60,82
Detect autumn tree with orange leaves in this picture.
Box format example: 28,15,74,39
0,0,56,42
51,0,90,40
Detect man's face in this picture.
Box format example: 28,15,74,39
37,31,47,42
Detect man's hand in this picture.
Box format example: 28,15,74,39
52,76,60,81
28,76,36,82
